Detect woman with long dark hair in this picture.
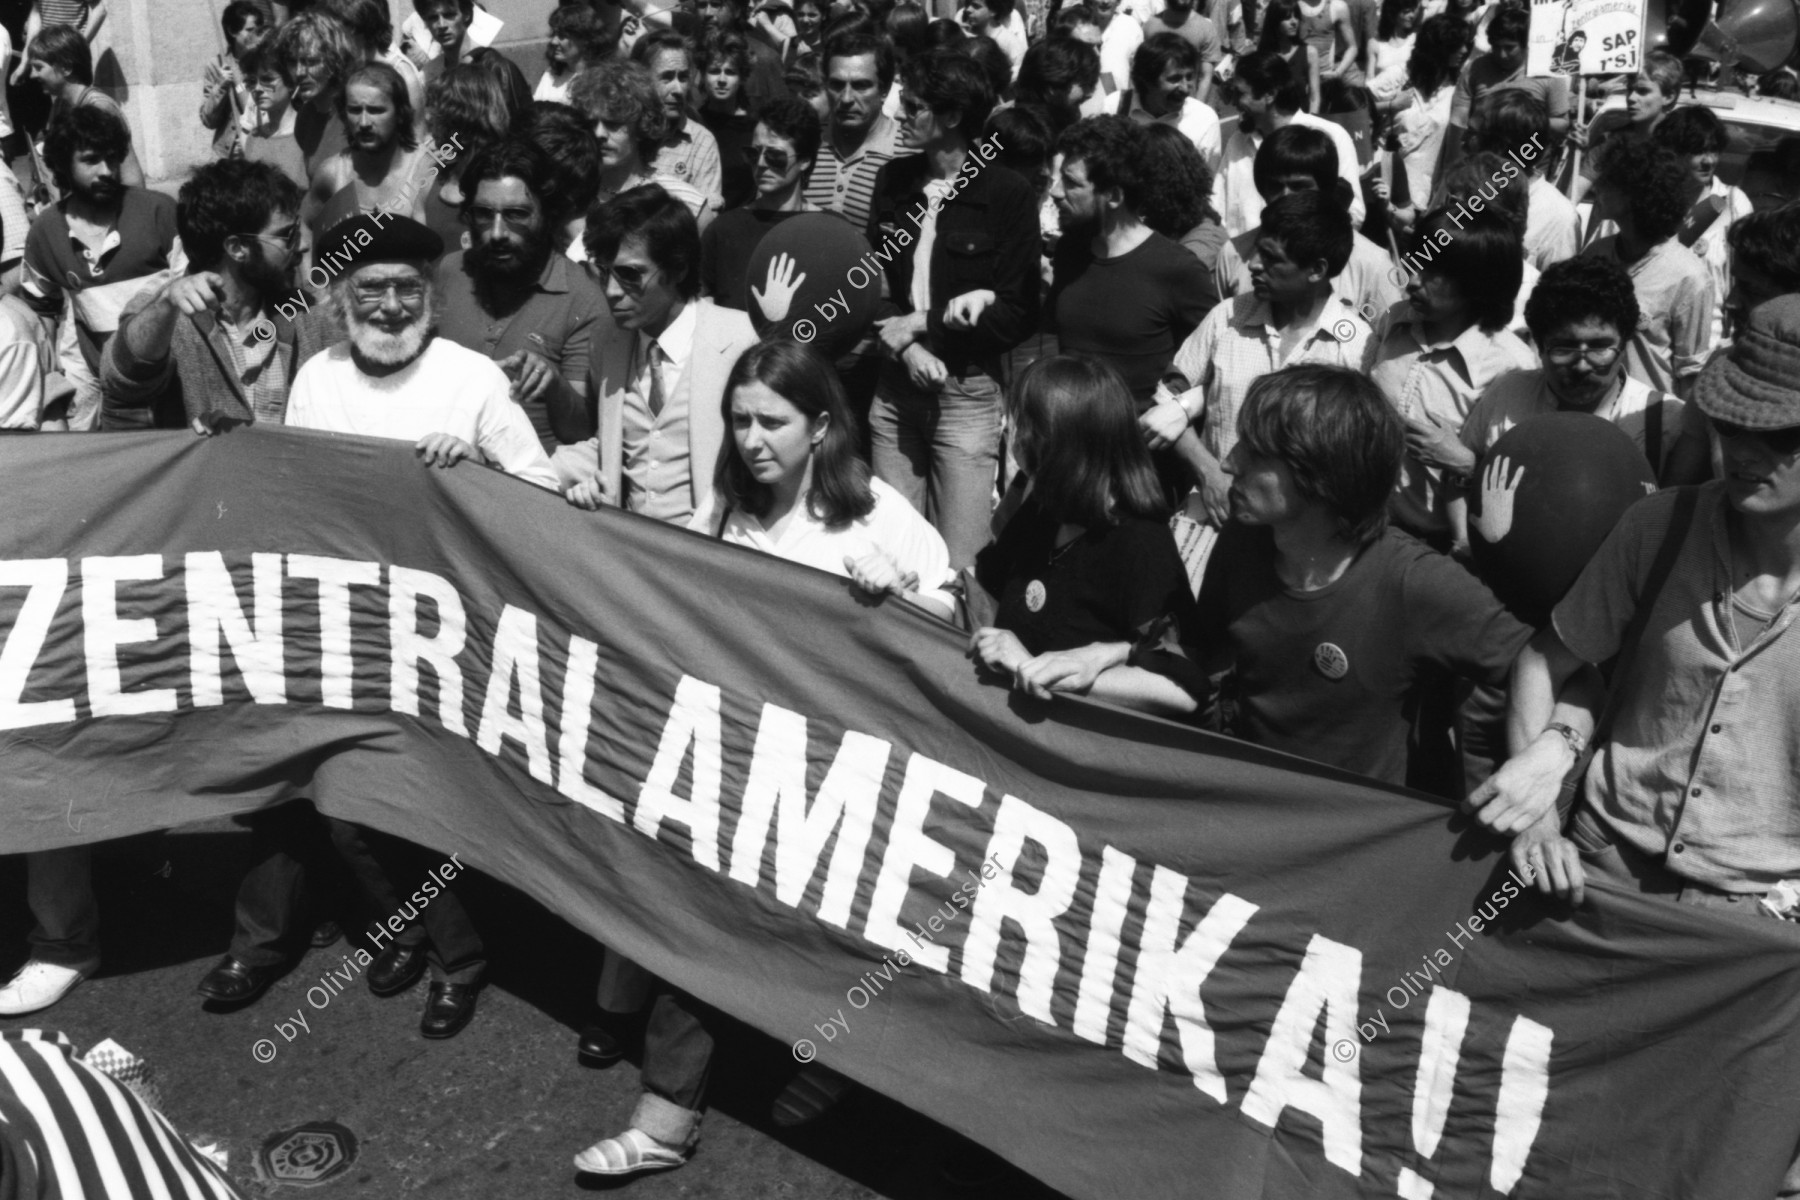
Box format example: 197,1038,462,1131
1258,0,1321,113
970,355,1190,702
693,340,958,618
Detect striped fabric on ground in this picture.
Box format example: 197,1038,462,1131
0,1029,240,1200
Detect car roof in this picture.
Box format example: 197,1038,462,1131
1594,87,1800,129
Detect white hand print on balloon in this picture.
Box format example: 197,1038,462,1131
752,252,807,323
1473,454,1526,544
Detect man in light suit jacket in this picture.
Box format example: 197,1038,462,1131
560,186,759,1178
558,184,758,519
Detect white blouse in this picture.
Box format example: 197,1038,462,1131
689,476,957,612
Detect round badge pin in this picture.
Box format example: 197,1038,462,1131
1313,642,1349,680
1024,580,1047,612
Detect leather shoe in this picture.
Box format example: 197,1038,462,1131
367,943,428,997
420,981,480,1039
577,1021,627,1067
310,921,343,948
197,956,284,1007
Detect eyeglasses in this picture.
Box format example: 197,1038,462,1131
1710,417,1800,455
746,144,793,172
589,261,656,295
236,224,302,251
350,278,429,306
1543,342,1623,367
463,204,538,230
899,96,932,117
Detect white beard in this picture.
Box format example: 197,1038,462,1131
348,317,431,367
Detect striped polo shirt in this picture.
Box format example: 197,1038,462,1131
803,111,900,234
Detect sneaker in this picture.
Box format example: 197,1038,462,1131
572,1127,691,1176
0,961,89,1016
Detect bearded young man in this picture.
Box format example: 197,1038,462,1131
434,138,606,456
21,104,182,433
308,61,435,233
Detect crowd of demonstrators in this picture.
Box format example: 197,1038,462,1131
3,0,1800,1192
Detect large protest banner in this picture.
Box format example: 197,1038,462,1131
3,427,1799,1199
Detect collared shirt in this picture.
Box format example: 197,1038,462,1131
1211,116,1366,237
1555,483,1800,893
689,476,957,610
215,311,289,426
1172,292,1376,460
433,249,606,451
1119,90,1222,173
1460,368,1684,475
804,110,901,232
286,338,559,489
1583,235,1715,396
651,118,725,211
621,301,698,524
1371,302,1538,536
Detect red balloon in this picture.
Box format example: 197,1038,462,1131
1467,412,1658,622
744,213,883,360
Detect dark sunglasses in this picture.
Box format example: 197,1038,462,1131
746,145,793,172
1711,417,1800,455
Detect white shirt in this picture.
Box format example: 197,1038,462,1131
1119,90,1222,173
688,476,957,611
0,295,47,429
1099,13,1144,92
1524,175,1581,272
1211,113,1366,237
287,338,559,490
534,70,575,104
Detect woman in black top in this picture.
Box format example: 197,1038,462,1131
971,355,1191,704
697,32,759,210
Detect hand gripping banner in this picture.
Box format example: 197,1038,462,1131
3,427,1799,1199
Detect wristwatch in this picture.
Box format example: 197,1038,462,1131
1544,722,1586,757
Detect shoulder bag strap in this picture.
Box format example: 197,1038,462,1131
1556,484,1702,822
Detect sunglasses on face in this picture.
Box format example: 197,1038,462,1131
1711,417,1800,455
746,144,793,172
591,261,656,294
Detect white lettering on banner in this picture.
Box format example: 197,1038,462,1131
555,634,625,822
864,753,987,974
0,558,76,729
389,565,469,735
635,673,725,870
186,552,285,706
1240,934,1366,1174
1492,1016,1554,1191
0,554,1562,1186
83,555,178,717
476,604,553,785
728,702,890,927
1072,845,1136,1045
287,555,380,708
960,794,1083,1023
1124,866,1259,1102
1413,987,1472,1162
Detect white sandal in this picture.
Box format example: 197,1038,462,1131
572,1127,691,1176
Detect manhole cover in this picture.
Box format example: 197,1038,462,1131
255,1121,358,1188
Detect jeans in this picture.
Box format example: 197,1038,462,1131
870,361,1003,569
25,847,99,970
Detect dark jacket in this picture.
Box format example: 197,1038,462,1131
864,145,1041,371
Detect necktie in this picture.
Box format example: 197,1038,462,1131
647,341,666,418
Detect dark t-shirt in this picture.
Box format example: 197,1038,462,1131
700,207,819,312
1050,230,1218,408
975,497,1190,655
1148,523,1532,786
701,107,759,212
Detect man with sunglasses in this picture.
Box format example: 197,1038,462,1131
434,138,605,460
105,159,326,432
698,94,823,313
1470,295,1800,1022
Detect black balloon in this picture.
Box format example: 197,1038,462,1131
1467,413,1658,623
743,213,883,360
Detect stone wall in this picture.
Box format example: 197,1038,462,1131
103,0,553,188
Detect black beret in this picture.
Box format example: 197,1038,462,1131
313,211,445,279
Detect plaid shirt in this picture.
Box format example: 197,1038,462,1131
1172,292,1377,460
